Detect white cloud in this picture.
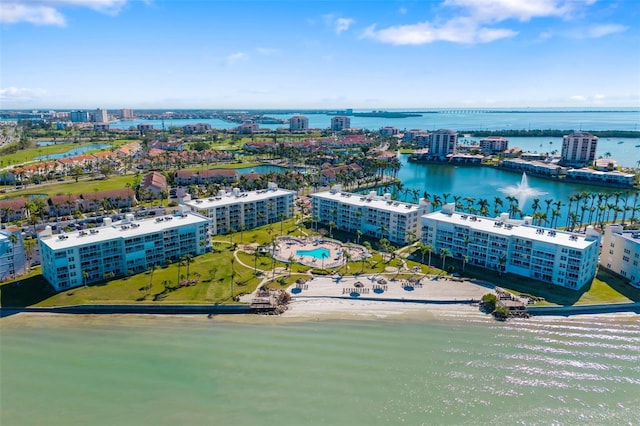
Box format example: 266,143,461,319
586,24,628,38
226,52,248,65
398,7,408,15
0,0,130,26
594,94,606,100
0,3,66,26
323,14,355,35
361,17,517,45
443,0,576,22
0,87,47,102
362,0,604,45
570,95,586,101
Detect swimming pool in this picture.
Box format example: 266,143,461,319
296,247,331,259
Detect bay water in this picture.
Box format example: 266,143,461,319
109,109,640,133
1,313,639,425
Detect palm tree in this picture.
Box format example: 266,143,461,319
462,254,469,273
147,264,156,297
328,221,336,238
342,251,352,275
361,241,373,272
279,212,285,235
505,196,517,218
531,198,540,217
184,254,193,280
411,189,420,203
494,196,504,215
230,257,236,299
321,251,329,270
356,229,362,245
544,198,553,217
440,248,451,271
418,243,430,265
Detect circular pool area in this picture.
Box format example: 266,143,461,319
273,236,370,269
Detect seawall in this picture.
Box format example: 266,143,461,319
0,303,272,317
527,302,640,317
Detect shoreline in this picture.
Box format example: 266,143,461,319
3,273,637,322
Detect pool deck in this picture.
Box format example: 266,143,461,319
274,237,367,269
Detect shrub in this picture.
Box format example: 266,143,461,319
493,305,509,320
481,293,497,309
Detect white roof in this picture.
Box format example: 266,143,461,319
312,191,425,214
184,188,294,209
422,210,599,249
39,213,210,250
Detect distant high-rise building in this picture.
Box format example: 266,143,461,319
92,108,108,123
289,115,309,131
120,109,134,120
427,129,458,159
560,132,598,167
331,116,350,131
69,110,89,123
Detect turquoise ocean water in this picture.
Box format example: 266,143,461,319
1,313,639,425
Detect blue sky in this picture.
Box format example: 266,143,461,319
1,0,639,109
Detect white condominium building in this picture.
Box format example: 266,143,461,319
311,186,427,244
479,136,509,154
421,204,601,290
427,129,458,159
183,183,295,235
38,211,211,292
0,230,27,281
561,131,598,167
601,225,640,287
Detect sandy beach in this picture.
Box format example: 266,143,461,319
279,273,496,320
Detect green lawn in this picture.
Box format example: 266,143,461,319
1,175,137,200
0,246,263,307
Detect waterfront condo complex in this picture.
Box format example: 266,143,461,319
38,210,211,291
183,183,295,235
421,204,601,290
311,185,428,244
601,224,640,287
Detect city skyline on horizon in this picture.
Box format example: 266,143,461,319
1,0,639,110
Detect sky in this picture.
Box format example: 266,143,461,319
1,0,639,110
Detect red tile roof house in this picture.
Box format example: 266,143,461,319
320,163,362,186
0,197,29,223
141,172,168,200
175,169,237,186
116,142,142,158
47,194,81,217
198,169,237,184
80,188,137,212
